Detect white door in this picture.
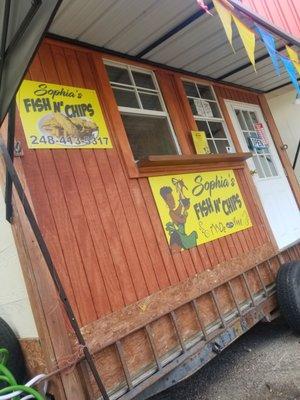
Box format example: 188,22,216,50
226,100,300,250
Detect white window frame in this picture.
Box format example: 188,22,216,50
104,60,181,156
182,79,235,154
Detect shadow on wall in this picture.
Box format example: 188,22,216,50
266,87,300,184
0,191,37,339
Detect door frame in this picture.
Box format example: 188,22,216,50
225,100,285,181
223,99,279,250
224,99,299,249
258,95,300,209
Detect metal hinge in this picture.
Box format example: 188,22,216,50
14,141,23,157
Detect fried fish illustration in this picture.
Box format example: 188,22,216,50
40,113,98,138
70,117,98,136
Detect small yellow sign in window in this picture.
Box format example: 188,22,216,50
191,130,210,155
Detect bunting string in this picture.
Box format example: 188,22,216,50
200,0,300,91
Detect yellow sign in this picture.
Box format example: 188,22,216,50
191,131,210,154
149,170,252,252
17,80,112,149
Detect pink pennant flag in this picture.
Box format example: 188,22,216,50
197,0,213,15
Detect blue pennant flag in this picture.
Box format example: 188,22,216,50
281,56,300,93
256,25,280,75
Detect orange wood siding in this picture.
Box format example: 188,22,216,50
241,0,300,38
215,85,260,105
16,40,273,326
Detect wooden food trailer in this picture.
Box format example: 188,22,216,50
0,1,300,399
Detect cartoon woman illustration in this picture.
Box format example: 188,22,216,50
160,181,198,251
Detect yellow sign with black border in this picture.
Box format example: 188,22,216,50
149,170,252,252
17,80,112,149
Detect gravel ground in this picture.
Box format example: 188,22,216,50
151,318,300,400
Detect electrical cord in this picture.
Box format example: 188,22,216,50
0,349,48,399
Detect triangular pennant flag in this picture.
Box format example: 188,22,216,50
233,15,256,70
256,25,280,75
213,0,234,50
281,56,300,93
295,61,300,76
286,45,300,76
286,45,299,62
197,0,213,16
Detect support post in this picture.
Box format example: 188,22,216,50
5,100,15,222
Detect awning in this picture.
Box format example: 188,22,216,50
48,0,300,94
0,0,62,124
0,0,299,125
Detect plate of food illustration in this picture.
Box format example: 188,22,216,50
38,112,99,146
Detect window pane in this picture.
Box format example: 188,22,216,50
256,146,265,155
207,139,217,154
196,120,211,137
243,132,257,154
242,111,255,130
266,155,278,176
112,87,139,108
208,121,226,138
200,100,213,117
183,81,198,97
121,114,178,160
193,99,205,116
249,111,259,124
243,132,251,149
215,140,230,153
188,98,198,115
106,65,132,85
132,71,156,90
253,156,264,178
208,102,221,118
250,131,259,139
235,109,247,130
197,84,215,100
139,92,162,111
259,155,272,177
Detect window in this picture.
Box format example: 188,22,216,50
105,61,180,161
235,109,278,179
183,81,234,154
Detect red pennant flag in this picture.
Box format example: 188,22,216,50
197,0,213,15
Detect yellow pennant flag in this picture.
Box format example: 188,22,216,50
213,0,234,50
286,45,300,75
233,15,256,71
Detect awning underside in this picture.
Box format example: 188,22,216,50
0,0,61,124
49,0,299,93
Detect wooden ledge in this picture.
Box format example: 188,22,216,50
137,153,252,176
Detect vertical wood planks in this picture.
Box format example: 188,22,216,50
80,52,158,298
50,44,121,314
17,39,275,328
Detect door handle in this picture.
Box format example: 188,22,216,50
250,169,257,175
